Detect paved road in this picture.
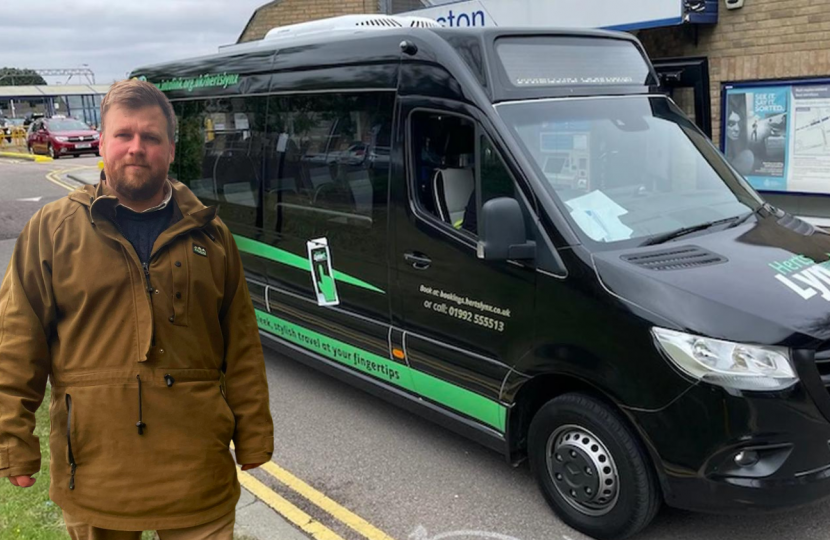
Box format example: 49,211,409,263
5,156,830,540
0,156,91,273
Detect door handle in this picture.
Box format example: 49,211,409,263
404,252,432,270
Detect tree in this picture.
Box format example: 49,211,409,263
0,68,47,86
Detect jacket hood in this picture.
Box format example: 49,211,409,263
592,212,830,349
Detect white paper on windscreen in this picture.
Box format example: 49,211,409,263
565,190,633,242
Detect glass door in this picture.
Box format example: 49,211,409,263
654,57,712,138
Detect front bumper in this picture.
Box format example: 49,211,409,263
630,360,830,514
53,140,99,155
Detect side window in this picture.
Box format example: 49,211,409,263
263,93,393,261
175,96,266,228
409,111,529,240
409,111,476,234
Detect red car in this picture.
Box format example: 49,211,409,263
27,117,100,159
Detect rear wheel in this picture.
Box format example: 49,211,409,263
528,393,661,540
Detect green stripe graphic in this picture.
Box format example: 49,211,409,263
255,309,506,432
234,235,384,294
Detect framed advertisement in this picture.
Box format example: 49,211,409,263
721,77,830,196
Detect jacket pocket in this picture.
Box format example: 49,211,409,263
65,393,77,491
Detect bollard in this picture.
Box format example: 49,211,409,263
12,126,27,148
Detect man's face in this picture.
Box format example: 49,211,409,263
100,104,175,201
727,112,742,142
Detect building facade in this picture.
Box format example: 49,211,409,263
238,0,381,42
637,0,830,217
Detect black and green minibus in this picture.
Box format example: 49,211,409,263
132,17,830,539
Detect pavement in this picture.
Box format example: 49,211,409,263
66,168,100,185
0,149,52,162
235,484,309,540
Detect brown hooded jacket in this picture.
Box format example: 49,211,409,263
0,180,274,530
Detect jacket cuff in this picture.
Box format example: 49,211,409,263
234,449,273,466
0,458,42,479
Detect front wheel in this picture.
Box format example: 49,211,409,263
48,144,58,159
528,394,661,540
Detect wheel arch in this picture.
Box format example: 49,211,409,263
505,371,670,499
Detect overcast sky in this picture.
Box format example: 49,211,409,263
0,0,270,85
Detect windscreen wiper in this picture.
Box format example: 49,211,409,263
641,216,742,246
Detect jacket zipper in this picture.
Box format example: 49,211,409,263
136,374,146,435
142,262,155,347
65,394,77,490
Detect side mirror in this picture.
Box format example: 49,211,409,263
477,197,536,261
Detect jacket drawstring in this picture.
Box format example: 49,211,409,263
136,375,146,435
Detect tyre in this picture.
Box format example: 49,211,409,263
48,144,58,159
528,393,661,540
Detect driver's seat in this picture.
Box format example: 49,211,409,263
432,168,474,228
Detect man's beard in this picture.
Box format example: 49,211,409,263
108,163,166,201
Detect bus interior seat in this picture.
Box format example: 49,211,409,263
433,168,474,227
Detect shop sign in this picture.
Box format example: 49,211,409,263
402,0,685,31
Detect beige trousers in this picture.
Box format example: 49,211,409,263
63,510,235,540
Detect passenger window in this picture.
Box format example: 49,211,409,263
410,112,477,234
409,112,527,239
174,97,265,228
263,93,393,261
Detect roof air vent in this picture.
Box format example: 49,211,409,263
263,15,439,42
621,245,727,271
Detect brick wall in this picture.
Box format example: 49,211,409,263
638,0,830,144
238,0,379,43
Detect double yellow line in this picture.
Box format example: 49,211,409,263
41,168,396,540
237,462,396,540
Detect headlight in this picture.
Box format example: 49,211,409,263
652,327,797,391
92,133,99,140
55,136,68,142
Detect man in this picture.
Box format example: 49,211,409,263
0,79,274,539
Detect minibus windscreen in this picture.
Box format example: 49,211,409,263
495,37,655,88
496,96,763,248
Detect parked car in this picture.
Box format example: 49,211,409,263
27,117,100,159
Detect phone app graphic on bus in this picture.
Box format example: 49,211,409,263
307,238,339,306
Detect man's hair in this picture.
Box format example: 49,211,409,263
100,79,177,142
